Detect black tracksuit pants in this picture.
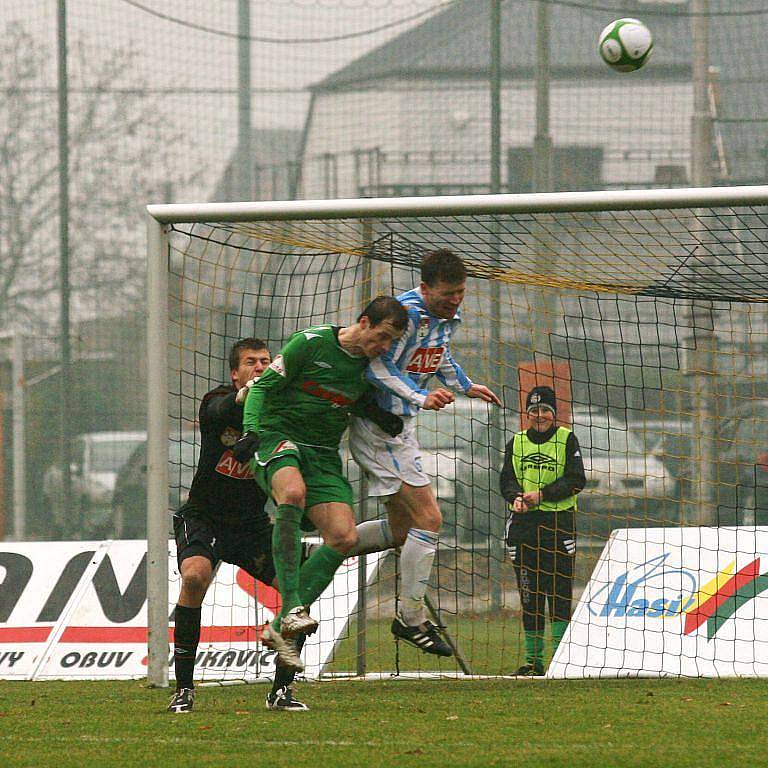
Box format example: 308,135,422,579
505,509,576,633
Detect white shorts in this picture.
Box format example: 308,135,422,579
348,416,430,497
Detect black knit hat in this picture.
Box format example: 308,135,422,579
525,385,557,416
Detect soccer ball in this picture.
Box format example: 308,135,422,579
598,18,653,73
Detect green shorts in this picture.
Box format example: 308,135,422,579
251,431,354,514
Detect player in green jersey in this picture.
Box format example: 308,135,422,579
234,296,408,670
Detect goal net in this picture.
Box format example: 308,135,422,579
146,187,768,685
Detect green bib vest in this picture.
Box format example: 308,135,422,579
511,426,577,512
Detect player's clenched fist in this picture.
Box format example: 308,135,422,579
423,388,455,410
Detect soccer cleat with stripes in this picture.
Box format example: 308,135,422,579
280,606,318,639
261,623,305,672
266,685,309,712
391,613,453,657
167,687,195,713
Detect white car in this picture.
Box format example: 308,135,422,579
43,431,147,538
571,409,675,514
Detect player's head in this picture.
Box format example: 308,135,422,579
525,385,556,432
356,296,408,358
420,249,467,319
229,338,271,388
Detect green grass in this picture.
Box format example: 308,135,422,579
326,615,529,675
0,677,765,768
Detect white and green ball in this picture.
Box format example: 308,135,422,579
598,18,653,73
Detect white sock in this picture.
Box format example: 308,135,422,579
398,528,438,626
347,519,395,556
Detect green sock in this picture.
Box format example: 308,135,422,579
524,631,545,666
272,503,304,630
551,620,569,653
298,544,346,607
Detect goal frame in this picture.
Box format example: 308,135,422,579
145,184,768,687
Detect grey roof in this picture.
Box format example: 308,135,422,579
315,0,692,90
314,0,768,183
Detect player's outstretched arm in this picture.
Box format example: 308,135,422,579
465,383,502,406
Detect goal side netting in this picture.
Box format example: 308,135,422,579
146,187,768,686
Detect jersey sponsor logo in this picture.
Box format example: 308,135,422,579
274,440,298,454
269,355,286,376
215,450,255,480
300,380,353,408
303,332,322,340
314,361,332,369
406,346,445,374
220,426,240,447
521,452,557,472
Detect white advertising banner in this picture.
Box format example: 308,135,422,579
548,526,768,678
0,540,381,681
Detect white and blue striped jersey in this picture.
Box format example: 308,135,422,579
366,287,473,417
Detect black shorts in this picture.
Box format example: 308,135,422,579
173,510,276,585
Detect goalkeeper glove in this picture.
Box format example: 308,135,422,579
232,431,260,463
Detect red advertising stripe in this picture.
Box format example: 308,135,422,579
0,626,52,643
684,558,761,635
57,625,265,643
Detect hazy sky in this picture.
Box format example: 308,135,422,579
13,1,452,95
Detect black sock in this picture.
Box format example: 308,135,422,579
173,604,201,690
270,634,306,694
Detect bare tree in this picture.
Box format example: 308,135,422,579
0,23,197,335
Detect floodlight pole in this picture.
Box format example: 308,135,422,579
689,0,717,526
237,0,253,199
488,1,505,610
0,331,27,539
533,0,553,192
489,0,502,194
57,0,74,534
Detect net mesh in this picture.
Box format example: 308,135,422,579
164,200,768,679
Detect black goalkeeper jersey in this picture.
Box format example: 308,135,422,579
180,383,268,520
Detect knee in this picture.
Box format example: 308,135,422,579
181,566,212,599
280,484,306,509
414,504,442,533
326,528,359,555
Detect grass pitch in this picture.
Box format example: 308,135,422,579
0,677,765,768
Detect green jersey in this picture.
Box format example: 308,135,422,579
243,325,370,450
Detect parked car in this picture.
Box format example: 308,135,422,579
416,399,501,543
352,401,679,543
567,410,677,538
112,433,199,538
42,431,147,539
409,403,680,543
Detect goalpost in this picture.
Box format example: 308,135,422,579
146,186,768,687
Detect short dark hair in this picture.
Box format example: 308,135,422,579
229,337,269,370
358,296,408,332
421,249,466,287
